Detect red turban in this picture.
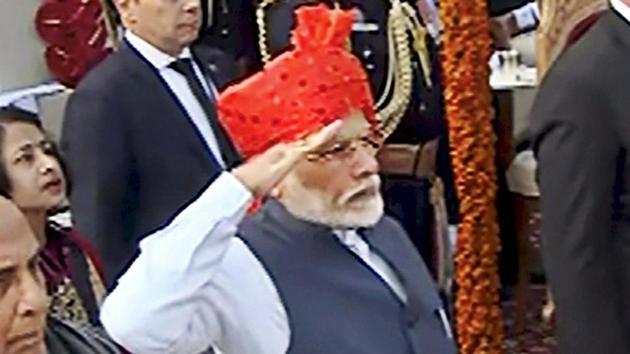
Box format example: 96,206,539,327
217,4,376,159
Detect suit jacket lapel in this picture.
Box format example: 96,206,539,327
607,10,630,51
120,41,237,167
192,52,242,167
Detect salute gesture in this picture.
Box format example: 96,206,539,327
233,121,342,197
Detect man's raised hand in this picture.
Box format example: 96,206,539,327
232,120,342,196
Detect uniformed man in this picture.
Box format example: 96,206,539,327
195,0,260,82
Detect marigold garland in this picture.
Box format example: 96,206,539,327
439,0,504,353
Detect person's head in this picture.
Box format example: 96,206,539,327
0,107,68,214
114,0,201,56
275,111,384,228
0,197,48,354
217,5,383,227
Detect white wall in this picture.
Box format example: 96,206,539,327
0,0,50,91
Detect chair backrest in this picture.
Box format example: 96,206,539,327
537,0,608,77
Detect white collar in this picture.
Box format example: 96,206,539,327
334,228,359,239
611,0,630,23
124,30,192,71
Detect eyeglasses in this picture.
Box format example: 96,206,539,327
306,133,383,162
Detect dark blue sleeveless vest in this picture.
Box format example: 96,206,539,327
239,199,457,354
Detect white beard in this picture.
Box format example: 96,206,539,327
278,173,384,228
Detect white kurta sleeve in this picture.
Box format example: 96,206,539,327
100,172,253,354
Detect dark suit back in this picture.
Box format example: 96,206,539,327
530,10,630,354
62,42,240,287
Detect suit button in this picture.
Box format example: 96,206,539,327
362,49,373,59
366,63,376,71
220,27,229,37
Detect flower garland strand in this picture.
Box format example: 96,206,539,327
438,0,504,352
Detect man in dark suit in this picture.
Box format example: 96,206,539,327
529,2,630,353
61,0,240,287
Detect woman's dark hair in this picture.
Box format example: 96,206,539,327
0,106,71,199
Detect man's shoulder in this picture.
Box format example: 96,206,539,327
238,209,283,242
45,317,123,354
531,12,630,135
375,215,407,235
543,12,626,87
63,47,153,128
74,47,143,94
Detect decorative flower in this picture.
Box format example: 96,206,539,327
439,0,504,352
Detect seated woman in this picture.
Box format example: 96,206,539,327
0,106,105,325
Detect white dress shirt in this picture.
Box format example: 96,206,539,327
125,31,225,167
334,229,407,303
101,172,407,354
611,0,630,22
